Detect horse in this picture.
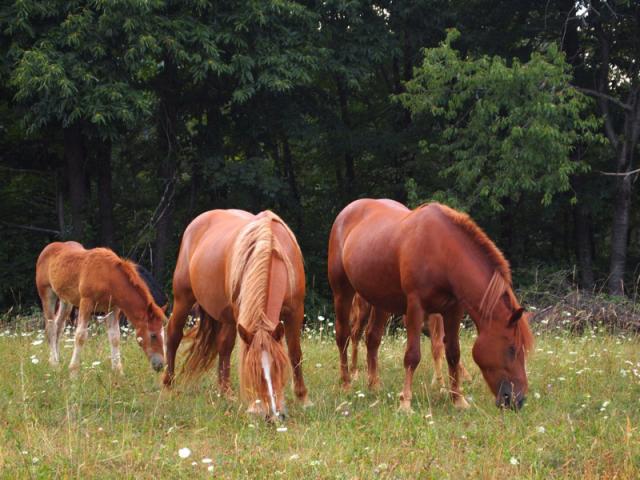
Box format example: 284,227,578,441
35,241,166,374
349,293,471,390
328,199,533,411
163,209,310,420
66,263,168,327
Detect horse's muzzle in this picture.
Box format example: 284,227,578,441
496,380,525,410
151,354,164,372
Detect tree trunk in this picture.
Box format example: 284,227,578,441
152,66,178,282
96,138,115,248
572,176,595,289
336,76,355,199
608,147,633,296
64,122,87,241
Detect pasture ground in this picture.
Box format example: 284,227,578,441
0,316,638,479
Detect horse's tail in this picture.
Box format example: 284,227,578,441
180,306,220,382
228,212,296,403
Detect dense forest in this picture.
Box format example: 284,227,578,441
0,0,639,312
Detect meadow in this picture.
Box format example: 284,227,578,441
0,315,638,479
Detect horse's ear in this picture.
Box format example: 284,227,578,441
237,323,254,345
160,304,168,313
271,322,285,342
508,307,525,327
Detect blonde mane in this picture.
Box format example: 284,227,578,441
227,211,297,402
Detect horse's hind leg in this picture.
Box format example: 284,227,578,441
69,299,92,375
349,299,370,380
106,308,124,374
442,304,469,409
284,303,311,407
427,314,446,390
364,308,387,391
49,300,73,366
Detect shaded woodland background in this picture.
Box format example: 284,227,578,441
1,0,639,312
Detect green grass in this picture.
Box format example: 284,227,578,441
0,318,639,479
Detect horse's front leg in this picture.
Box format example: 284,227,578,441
69,299,92,375
106,308,124,374
443,304,469,409
399,298,424,412
284,304,311,407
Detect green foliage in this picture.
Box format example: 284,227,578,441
399,29,603,211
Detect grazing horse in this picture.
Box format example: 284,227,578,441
328,199,533,410
349,293,471,390
163,210,310,420
35,241,166,374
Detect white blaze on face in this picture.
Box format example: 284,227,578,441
261,350,278,416
161,326,167,359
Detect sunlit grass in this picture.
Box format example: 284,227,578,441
0,317,639,478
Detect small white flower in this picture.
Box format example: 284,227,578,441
276,426,288,432
533,392,541,399
317,315,325,321
289,454,300,461
31,358,39,364
357,392,365,398
315,363,322,368
207,466,214,472
31,339,43,346
32,457,39,464
92,361,101,367
202,458,213,464
178,447,192,459
537,426,545,433
510,457,519,465
602,400,610,408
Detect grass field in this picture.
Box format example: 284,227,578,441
0,316,639,479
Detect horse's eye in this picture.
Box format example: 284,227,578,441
150,333,158,340
507,345,516,359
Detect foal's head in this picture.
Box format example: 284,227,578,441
238,322,289,421
132,302,166,372
472,307,533,410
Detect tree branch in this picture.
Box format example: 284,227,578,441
1,222,61,236
576,87,633,112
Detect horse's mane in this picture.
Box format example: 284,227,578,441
228,211,296,333
429,203,511,284
227,211,296,402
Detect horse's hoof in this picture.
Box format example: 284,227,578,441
368,379,381,392
453,395,470,409
398,400,414,414
351,369,359,381
341,381,351,392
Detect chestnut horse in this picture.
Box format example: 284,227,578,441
328,199,533,410
349,293,471,390
35,241,166,374
163,210,310,420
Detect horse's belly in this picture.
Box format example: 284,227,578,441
342,237,406,315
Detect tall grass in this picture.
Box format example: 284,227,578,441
0,315,638,479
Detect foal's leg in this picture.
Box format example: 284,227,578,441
216,320,236,397
106,308,124,374
49,300,73,366
69,299,92,375
427,314,446,390
399,297,425,412
443,305,469,409
349,302,370,380
364,308,387,391
284,303,311,407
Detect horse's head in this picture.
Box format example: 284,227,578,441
132,302,166,372
238,322,289,421
472,307,533,410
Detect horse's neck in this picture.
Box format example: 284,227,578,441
111,272,148,323
447,249,511,326
264,253,288,327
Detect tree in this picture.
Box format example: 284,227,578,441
398,30,600,212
